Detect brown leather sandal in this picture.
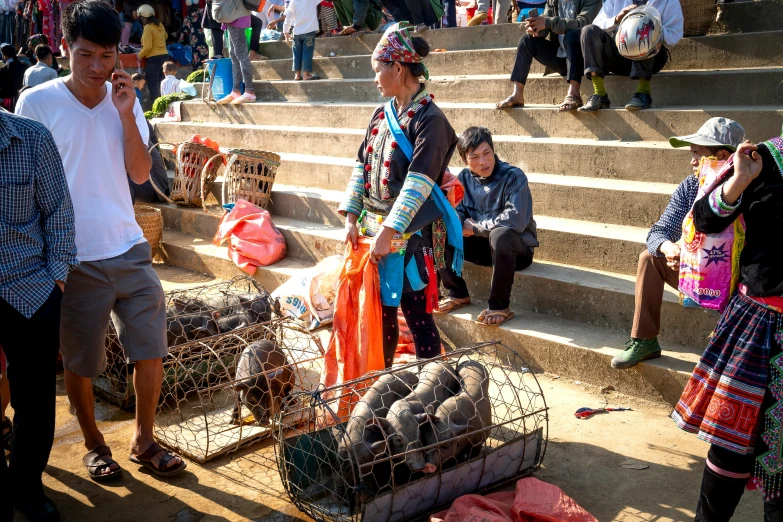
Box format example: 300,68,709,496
559,94,584,112
496,96,524,110
83,445,123,482
130,442,187,477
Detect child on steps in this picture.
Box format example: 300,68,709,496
283,0,322,81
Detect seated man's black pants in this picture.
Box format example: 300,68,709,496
580,23,668,80
439,226,533,311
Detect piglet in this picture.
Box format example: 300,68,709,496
217,312,251,333
167,312,220,346
332,371,418,503
377,361,460,473
231,340,294,425
422,361,492,472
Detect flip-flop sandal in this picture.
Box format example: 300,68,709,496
476,309,515,327
130,442,187,477
2,418,11,452
496,96,524,110
434,297,470,315
304,75,321,81
559,94,583,112
83,445,123,482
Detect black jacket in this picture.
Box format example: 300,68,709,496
694,143,783,297
0,58,28,99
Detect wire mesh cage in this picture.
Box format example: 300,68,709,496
93,276,274,409
222,149,281,210
274,342,548,522
154,318,325,463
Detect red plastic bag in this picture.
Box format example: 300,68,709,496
319,238,385,418
441,171,465,208
430,478,597,522
213,199,287,275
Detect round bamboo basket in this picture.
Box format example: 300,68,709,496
222,149,281,210
681,0,716,37
134,204,165,261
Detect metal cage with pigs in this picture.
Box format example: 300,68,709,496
154,318,325,463
274,341,548,522
93,275,274,409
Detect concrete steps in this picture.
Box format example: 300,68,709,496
157,204,717,349
251,31,783,80
160,223,698,407
180,102,783,144
156,122,696,183
255,22,783,59
198,68,783,106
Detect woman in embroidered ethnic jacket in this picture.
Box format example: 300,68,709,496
672,137,783,520
338,24,460,368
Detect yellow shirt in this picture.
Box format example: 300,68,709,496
138,23,168,59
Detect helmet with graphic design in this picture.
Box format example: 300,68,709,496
615,5,663,61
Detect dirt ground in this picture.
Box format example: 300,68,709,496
9,266,764,521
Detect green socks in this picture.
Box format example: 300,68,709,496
637,78,651,95
591,76,607,97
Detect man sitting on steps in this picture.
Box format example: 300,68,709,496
437,127,538,327
611,117,746,370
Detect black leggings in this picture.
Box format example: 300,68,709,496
381,290,440,368
210,15,262,58
697,445,783,521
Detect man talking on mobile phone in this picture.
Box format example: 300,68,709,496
16,0,185,501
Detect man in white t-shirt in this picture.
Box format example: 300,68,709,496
16,0,185,484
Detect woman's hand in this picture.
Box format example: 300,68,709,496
344,214,359,250
722,141,763,205
370,226,396,264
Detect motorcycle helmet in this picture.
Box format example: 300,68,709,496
615,5,664,61
137,4,155,18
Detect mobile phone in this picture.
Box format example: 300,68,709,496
526,8,539,19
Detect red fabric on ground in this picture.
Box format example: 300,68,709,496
430,477,597,522
213,199,287,275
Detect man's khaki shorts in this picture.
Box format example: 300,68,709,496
60,242,167,378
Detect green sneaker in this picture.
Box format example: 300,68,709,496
611,338,662,369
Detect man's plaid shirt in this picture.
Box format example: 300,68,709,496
0,110,77,318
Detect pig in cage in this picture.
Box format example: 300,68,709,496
274,342,548,522
154,318,325,463
93,275,274,409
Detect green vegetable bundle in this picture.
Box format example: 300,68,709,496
145,92,194,119
186,69,208,84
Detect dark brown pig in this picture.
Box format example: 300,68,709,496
378,361,460,472
422,361,492,472
332,371,418,503
166,312,220,346
231,340,294,425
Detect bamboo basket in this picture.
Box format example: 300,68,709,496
134,204,166,262
681,0,716,37
222,149,281,211
149,141,224,211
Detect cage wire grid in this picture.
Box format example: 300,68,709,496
272,341,549,522
93,275,274,409
154,318,326,463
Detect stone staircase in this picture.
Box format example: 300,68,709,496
152,15,783,407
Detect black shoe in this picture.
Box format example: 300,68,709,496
625,92,652,111
577,94,611,112
14,495,60,522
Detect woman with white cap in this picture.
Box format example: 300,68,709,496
137,4,169,106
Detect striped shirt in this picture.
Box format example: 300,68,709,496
0,110,77,318
646,174,699,257
160,75,183,96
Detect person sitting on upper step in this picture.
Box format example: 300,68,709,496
495,0,601,112
578,0,683,112
611,117,746,370
437,126,538,327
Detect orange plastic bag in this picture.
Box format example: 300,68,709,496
430,478,597,522
213,199,287,275
319,238,385,417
